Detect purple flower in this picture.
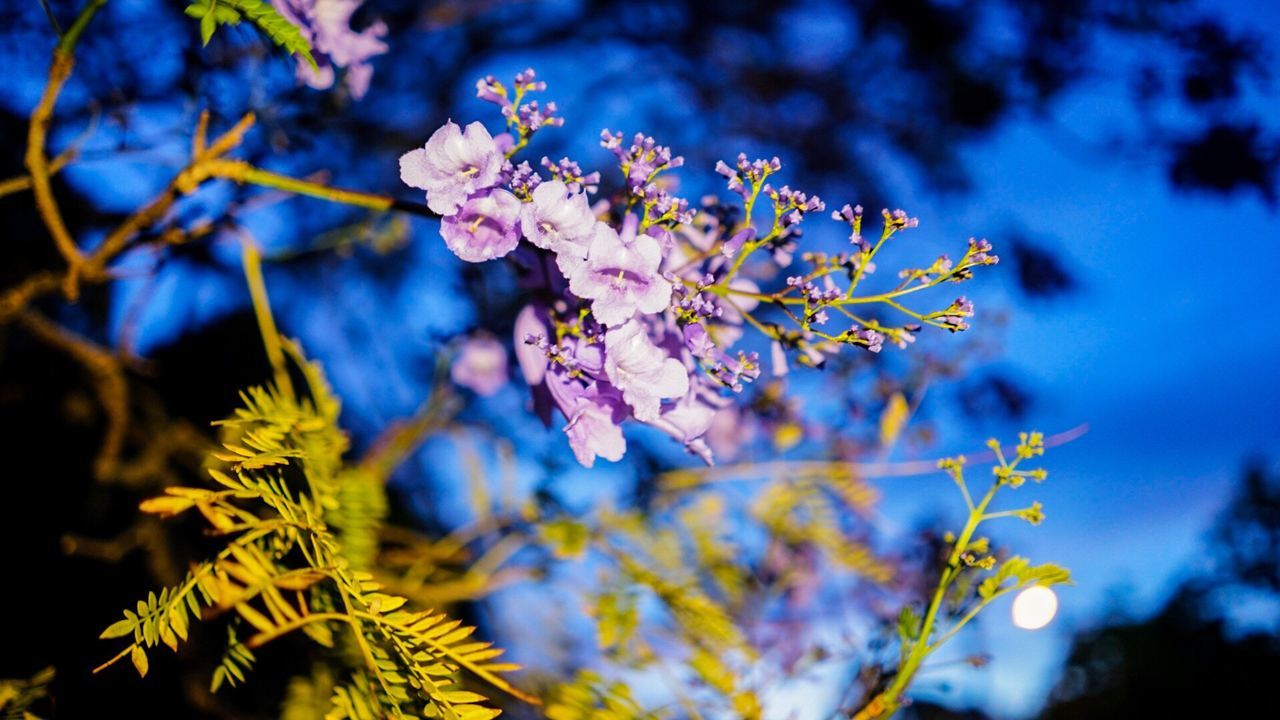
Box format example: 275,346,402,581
603,318,689,422
512,304,627,467
851,328,885,353
514,304,551,386
399,121,505,216
475,75,508,106
568,215,672,327
439,189,522,262
520,180,597,275
563,385,627,468
704,406,757,463
770,340,789,377
682,323,716,359
721,227,755,258
656,394,717,444
451,336,508,396
646,379,731,464
272,0,388,99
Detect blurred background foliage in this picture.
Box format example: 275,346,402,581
2,0,1278,717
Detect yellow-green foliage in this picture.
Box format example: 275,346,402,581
752,474,892,583
94,343,533,719
0,667,54,720
859,432,1073,720
184,0,316,67
544,671,661,720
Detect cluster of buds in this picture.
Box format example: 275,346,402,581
542,156,600,195
715,153,781,200
932,296,975,332
706,350,763,393
477,68,563,150
671,276,723,323
602,130,685,191
636,181,694,227
769,185,826,228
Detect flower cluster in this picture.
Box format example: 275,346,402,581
399,70,1001,467
272,0,388,98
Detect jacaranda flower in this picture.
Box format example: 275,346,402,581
562,384,628,468
451,336,508,396
568,215,672,327
439,189,522,262
272,0,388,99
520,180,597,276
603,318,688,422
399,121,505,216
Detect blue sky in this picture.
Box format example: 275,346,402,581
867,7,1280,712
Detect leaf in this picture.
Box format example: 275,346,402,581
442,691,489,704
159,622,179,652
99,617,136,640
130,646,149,678
212,5,242,24
185,0,317,67
200,12,216,45
96,343,520,719
979,556,1072,600
138,495,197,516
540,518,589,559
897,605,920,643
689,648,734,696
1025,562,1072,587
592,590,638,652
879,392,910,447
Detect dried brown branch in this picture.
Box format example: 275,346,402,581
0,148,75,199
25,51,85,295
0,113,258,326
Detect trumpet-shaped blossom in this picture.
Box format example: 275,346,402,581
399,121,505,216
514,304,626,466
562,385,628,468
520,180,597,275
604,318,688,422
272,0,388,98
451,336,508,396
439,189,522,262
647,379,730,464
568,216,672,327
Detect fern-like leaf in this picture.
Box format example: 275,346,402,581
96,343,531,719
184,0,317,68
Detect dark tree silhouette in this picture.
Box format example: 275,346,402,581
1042,462,1280,719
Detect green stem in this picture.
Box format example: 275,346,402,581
848,226,892,297
58,0,108,53
236,165,395,212
243,612,349,649
927,588,1014,652
882,480,1000,715
239,235,294,400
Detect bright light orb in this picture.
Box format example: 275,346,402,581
1011,586,1059,630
